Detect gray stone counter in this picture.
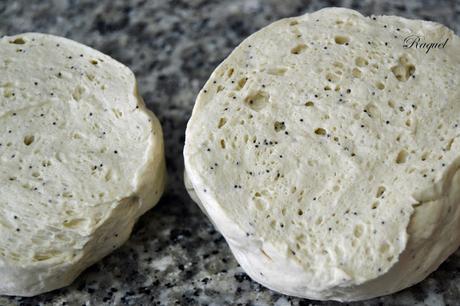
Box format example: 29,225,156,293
0,0,459,305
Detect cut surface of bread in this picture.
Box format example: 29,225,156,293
184,7,460,301
0,33,166,296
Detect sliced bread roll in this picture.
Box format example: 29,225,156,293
0,33,166,296
183,7,460,301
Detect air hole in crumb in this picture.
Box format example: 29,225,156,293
90,59,98,65
297,209,304,216
291,44,307,54
23,135,34,146
376,82,385,90
446,138,455,151
376,186,386,198
227,68,234,78
217,117,227,128
326,73,339,82
355,57,368,67
421,152,429,161
314,128,327,136
220,139,226,149
334,35,349,45
395,150,408,164
273,121,286,133
289,20,299,26
305,101,314,107
267,67,287,76
380,243,390,253
352,68,362,78
391,55,415,81
236,78,248,90
244,91,270,111
371,202,379,209
353,225,363,238
10,37,25,44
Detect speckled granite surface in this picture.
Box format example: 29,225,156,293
0,0,459,305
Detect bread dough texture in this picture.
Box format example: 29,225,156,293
184,7,460,301
0,33,166,296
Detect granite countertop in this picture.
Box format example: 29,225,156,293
0,0,459,305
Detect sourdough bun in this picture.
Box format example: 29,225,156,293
0,33,166,296
184,7,460,301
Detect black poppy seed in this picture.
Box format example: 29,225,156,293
279,155,283,158
368,41,371,45
346,89,351,94
8,130,11,133
52,122,56,125
423,174,427,178
384,25,387,28
360,124,365,128
386,121,390,124
80,54,83,57
16,228,20,232
300,118,303,122
313,197,317,201
385,42,388,46
323,46,327,50
328,227,332,231
234,185,238,188
14,216,17,219
255,145,259,148
396,28,400,31
89,112,93,116
203,90,207,93
442,163,446,167
56,44,60,47
284,131,289,135
213,81,217,84
372,17,376,20
12,113,16,116
114,150,118,154
207,148,211,152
